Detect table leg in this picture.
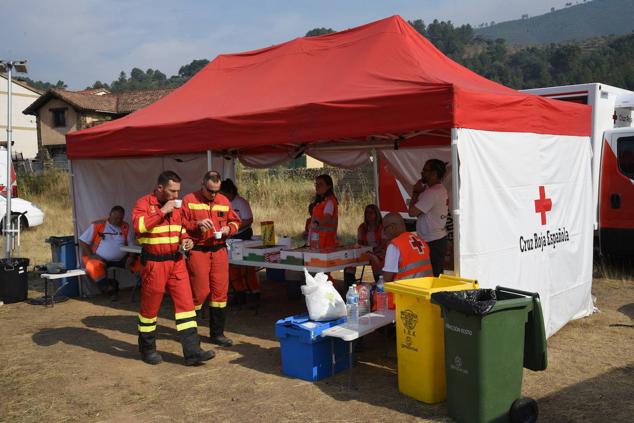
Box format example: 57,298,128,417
44,278,48,306
348,341,353,390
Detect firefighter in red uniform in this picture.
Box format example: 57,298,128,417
132,170,214,366
181,171,241,347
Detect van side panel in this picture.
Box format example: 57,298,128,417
599,138,634,256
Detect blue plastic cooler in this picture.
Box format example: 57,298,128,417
275,313,350,381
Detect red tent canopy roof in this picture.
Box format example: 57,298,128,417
66,15,591,159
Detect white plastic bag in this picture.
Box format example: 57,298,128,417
301,269,347,322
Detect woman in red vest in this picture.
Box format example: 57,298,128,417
308,174,338,249
344,204,386,285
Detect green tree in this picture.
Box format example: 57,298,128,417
305,28,335,37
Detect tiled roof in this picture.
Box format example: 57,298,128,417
23,87,174,115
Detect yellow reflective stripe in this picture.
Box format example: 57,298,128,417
212,205,229,212
147,224,182,234
188,203,210,210
194,304,202,311
138,314,157,324
210,301,227,308
229,222,239,230
175,310,196,320
138,324,156,333
139,216,147,233
137,236,180,245
176,321,198,331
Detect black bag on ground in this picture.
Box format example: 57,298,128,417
431,289,497,315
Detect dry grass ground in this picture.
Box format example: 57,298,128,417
1,169,632,422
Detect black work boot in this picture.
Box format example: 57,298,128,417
138,331,162,365
180,327,215,366
210,307,233,347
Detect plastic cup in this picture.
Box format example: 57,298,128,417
214,231,223,239
173,199,182,208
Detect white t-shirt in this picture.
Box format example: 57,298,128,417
414,183,448,242
79,222,135,262
231,195,253,234
382,244,400,274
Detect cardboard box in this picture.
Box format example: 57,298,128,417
303,247,358,268
243,245,284,263
229,239,263,260
280,247,310,266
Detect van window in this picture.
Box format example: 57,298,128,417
617,136,634,179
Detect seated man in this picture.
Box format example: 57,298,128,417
79,205,138,300
372,212,433,282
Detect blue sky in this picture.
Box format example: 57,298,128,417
2,0,571,89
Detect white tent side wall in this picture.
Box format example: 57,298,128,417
70,153,229,235
455,128,594,337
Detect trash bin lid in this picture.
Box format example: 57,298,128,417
45,236,75,246
385,276,478,299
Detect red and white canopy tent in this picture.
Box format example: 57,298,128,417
67,15,593,336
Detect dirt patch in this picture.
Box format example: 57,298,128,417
1,276,632,422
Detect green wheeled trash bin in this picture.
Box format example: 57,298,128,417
431,286,548,423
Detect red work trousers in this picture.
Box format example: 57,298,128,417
139,259,195,319
229,265,260,293
188,248,229,308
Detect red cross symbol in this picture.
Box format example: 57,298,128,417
534,186,552,226
409,235,426,254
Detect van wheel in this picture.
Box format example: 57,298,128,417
510,397,538,423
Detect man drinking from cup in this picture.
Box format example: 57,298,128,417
181,171,241,347
132,170,214,365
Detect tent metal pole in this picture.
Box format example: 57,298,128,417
451,128,460,276
68,160,83,297
372,149,379,207
207,150,212,171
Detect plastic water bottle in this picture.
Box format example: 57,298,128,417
376,276,387,312
377,275,385,293
346,284,359,325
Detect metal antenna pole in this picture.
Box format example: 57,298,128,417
4,63,13,258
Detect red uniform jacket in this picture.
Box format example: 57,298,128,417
132,193,188,256
181,190,241,246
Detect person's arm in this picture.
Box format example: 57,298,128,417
408,180,425,217
238,198,254,230
133,198,168,235
79,240,93,258
78,225,95,258
382,243,400,282
223,204,242,237
319,198,338,227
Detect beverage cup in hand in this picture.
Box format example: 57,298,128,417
173,199,182,208
214,231,223,239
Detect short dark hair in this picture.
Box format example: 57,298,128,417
203,170,222,184
425,159,448,180
220,178,238,196
110,205,124,215
158,170,182,186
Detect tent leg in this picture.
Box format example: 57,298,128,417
451,129,460,276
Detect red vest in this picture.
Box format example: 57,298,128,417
310,195,338,249
390,232,433,280
90,219,130,254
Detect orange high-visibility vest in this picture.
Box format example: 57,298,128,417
89,219,130,254
390,231,433,280
310,195,338,249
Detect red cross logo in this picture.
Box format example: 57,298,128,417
409,235,426,254
534,186,552,226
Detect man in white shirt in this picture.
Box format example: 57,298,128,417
79,206,137,299
408,159,449,276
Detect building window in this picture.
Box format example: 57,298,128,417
51,108,67,128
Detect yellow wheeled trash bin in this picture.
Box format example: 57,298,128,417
385,274,478,403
